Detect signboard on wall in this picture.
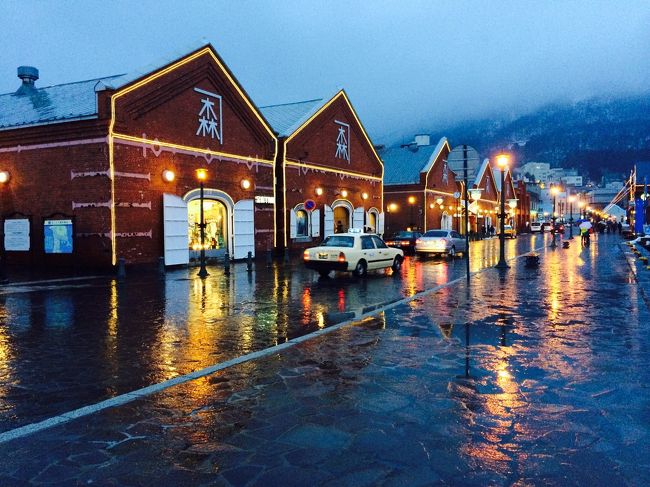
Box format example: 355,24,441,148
4,218,30,251
44,219,73,254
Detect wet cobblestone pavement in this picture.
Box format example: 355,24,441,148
0,234,648,485
0,235,542,432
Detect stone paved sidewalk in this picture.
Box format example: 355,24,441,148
0,234,648,486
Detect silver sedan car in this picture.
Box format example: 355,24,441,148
415,229,467,258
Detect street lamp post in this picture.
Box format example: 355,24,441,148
196,168,209,278
550,185,560,249
453,191,461,233
496,155,510,269
568,195,576,239
469,188,482,238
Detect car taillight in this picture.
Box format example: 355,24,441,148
338,252,346,263
303,250,310,261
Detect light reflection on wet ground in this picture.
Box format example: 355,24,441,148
0,235,647,485
0,236,540,432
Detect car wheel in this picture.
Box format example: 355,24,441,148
391,256,403,272
353,260,367,277
318,270,331,278
448,246,456,259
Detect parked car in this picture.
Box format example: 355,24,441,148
554,223,565,234
542,222,552,232
415,229,466,258
530,221,542,233
303,229,404,278
498,224,517,239
384,231,422,253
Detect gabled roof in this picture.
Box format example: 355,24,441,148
0,40,272,134
492,164,516,198
0,75,123,130
474,158,493,188
603,203,626,215
258,98,324,137
381,137,449,185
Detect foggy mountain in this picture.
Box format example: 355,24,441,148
428,93,650,183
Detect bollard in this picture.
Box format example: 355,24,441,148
247,251,253,272
266,249,273,268
224,251,230,275
117,257,126,279
158,256,166,276
284,248,290,264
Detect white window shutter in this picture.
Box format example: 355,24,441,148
353,207,365,230
290,209,297,239
233,199,254,259
378,212,385,235
324,205,334,237
163,193,189,266
311,209,320,237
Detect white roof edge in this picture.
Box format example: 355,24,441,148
420,137,448,174
474,158,491,187
0,114,99,132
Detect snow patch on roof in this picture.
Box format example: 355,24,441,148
259,98,324,137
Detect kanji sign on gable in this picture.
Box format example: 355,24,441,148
194,87,222,143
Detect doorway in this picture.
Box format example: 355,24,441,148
187,198,228,261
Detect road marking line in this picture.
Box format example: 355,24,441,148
0,242,545,445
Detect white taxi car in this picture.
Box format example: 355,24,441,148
303,229,404,277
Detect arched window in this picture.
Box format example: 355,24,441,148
296,209,309,237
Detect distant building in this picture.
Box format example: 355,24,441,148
517,162,551,182
560,175,583,187
380,136,458,235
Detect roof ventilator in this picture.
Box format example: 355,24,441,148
15,66,39,95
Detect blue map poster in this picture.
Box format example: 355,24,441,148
44,219,73,254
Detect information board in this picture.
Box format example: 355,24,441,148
4,218,30,251
44,219,73,254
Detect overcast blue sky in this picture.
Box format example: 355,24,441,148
1,0,649,144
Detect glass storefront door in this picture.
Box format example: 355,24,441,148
188,199,228,260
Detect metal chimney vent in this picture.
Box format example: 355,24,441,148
15,66,39,95
18,66,39,84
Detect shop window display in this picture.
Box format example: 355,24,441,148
188,199,227,252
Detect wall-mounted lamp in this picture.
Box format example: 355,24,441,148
162,169,175,182
196,168,208,181
435,197,444,206
341,190,348,198
241,179,251,190
0,171,10,184
408,196,416,205
361,192,369,200
315,187,323,196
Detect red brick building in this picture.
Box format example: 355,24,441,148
514,179,531,232
380,136,460,235
465,158,499,234
0,43,277,269
260,91,384,252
